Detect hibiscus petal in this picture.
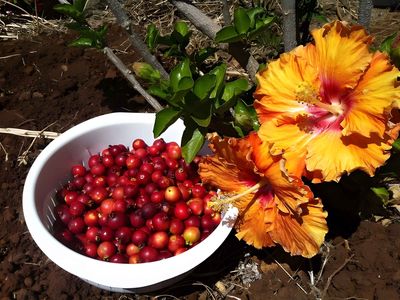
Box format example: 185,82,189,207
254,45,318,124
235,197,276,249
306,130,392,181
312,21,373,96
257,119,313,178
341,52,400,138
270,198,328,258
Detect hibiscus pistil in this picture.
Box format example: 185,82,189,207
209,180,268,211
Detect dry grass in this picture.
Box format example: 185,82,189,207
0,0,65,40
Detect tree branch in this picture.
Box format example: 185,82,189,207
358,0,373,30
171,0,259,82
221,0,231,26
171,0,221,39
104,47,163,112
106,0,169,80
281,0,297,51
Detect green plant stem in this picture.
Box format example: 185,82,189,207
104,47,163,112
106,0,169,80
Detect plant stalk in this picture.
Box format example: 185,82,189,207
104,47,163,112
106,0,169,80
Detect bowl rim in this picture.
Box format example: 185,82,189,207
22,112,237,289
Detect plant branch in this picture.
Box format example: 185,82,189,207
281,0,297,51
106,0,169,80
170,0,259,82
321,254,354,298
221,0,231,26
358,0,373,30
0,128,60,139
170,0,221,39
104,47,163,112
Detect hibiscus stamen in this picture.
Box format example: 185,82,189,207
209,180,267,211
296,82,343,116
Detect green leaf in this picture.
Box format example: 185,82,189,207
170,58,193,93
145,24,159,51
379,33,397,54
181,126,205,163
68,37,95,48
234,7,251,34
193,74,216,100
157,35,174,46
153,106,182,138
54,3,83,22
215,95,237,113
246,7,265,28
172,21,191,47
370,187,390,205
73,0,87,12
208,64,226,99
312,12,329,24
232,123,245,137
178,77,194,91
392,138,400,152
247,17,274,40
193,47,217,65
185,95,213,127
234,99,260,131
147,86,170,100
222,78,249,101
215,26,242,43
174,21,190,37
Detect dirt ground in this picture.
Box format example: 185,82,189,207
1,2,400,300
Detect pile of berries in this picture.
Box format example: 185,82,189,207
52,138,221,264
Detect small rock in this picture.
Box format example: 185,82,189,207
60,64,68,72
24,277,33,288
32,92,44,99
24,65,34,75
18,91,31,101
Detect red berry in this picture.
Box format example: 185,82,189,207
148,231,169,249
174,202,191,220
132,139,147,150
97,241,116,260
183,226,201,245
165,186,181,203
71,164,86,177
139,246,159,262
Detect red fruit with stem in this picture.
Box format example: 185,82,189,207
97,241,116,260
71,164,86,177
165,186,181,203
183,226,201,245
168,235,186,253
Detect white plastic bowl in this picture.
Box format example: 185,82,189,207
22,112,237,293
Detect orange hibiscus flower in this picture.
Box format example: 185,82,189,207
254,21,400,182
198,133,327,258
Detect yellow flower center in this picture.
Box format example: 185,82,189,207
295,82,343,116
209,180,268,211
